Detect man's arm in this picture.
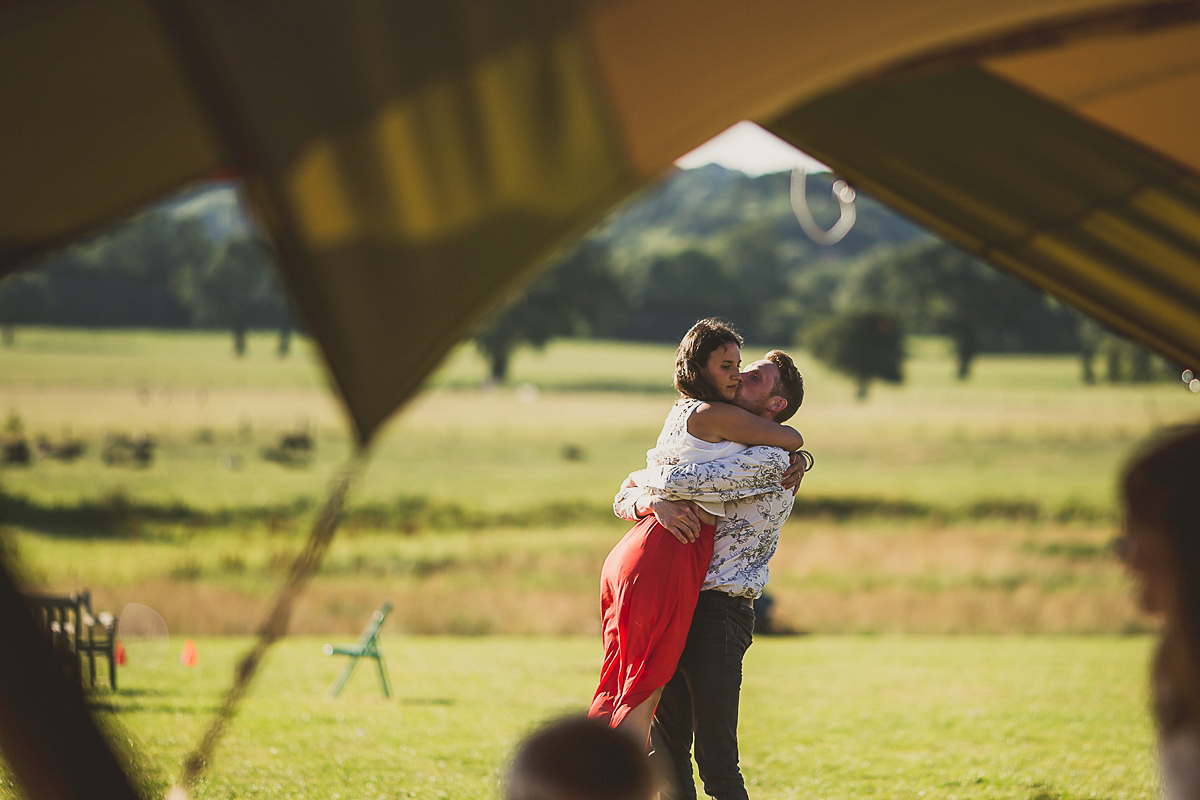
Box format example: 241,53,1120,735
642,446,791,504
613,482,644,523
614,476,705,543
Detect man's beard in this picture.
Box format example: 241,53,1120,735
734,389,770,417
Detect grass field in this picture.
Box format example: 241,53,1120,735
0,635,1159,800
1,327,1194,635
0,327,1187,798
4,331,1195,520
1,327,1196,635
2,518,1146,637
2,328,1195,515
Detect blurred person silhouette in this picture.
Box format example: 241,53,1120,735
505,714,655,800
1120,425,1200,800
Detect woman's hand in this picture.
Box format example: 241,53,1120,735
647,498,705,543
782,452,807,494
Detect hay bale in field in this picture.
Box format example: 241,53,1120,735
260,428,314,468
101,432,154,467
35,435,86,462
2,411,30,464
0,436,30,465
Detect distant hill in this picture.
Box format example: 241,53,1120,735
161,167,931,269
588,164,929,273
552,164,934,342
149,167,930,290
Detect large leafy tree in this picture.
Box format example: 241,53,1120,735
711,221,794,342
39,210,210,329
173,233,284,356
624,249,747,342
807,309,904,399
840,239,1077,380
1077,317,1178,384
0,271,49,346
474,242,624,382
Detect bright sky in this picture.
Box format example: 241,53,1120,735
674,120,828,175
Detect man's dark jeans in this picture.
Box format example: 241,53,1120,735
651,590,755,800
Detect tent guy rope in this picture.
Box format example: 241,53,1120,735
173,453,366,795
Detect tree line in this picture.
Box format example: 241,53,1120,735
475,166,1175,392
0,169,1175,390
0,184,290,356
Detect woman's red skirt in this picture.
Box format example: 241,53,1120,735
588,513,715,728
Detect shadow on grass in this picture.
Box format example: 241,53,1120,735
0,487,1116,540
399,697,455,706
0,490,625,539
105,687,175,698
0,489,314,539
89,701,221,715
792,494,1114,525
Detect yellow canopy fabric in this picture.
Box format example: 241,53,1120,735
0,0,221,263
767,63,1200,371
161,0,637,442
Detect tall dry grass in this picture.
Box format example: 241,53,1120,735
767,522,1147,634
19,517,1148,636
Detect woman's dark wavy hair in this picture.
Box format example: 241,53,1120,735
674,318,743,403
1123,425,1200,732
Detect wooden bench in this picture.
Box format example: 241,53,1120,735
27,590,118,691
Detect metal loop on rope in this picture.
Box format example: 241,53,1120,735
790,165,856,246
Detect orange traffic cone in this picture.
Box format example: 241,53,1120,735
180,639,198,667
116,640,126,666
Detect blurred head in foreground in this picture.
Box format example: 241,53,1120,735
1121,425,1200,731
506,715,655,800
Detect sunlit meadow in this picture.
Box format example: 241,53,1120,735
0,327,1194,798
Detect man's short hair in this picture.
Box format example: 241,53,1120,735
765,349,804,423
506,715,655,800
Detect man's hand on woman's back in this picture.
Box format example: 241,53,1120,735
645,497,704,543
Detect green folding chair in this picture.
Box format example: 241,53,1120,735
322,600,393,699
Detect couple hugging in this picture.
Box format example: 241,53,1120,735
588,318,808,800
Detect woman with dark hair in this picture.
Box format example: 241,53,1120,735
588,318,806,747
1120,425,1200,800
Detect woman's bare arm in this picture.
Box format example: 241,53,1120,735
689,402,803,450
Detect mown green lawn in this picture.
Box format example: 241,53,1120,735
0,635,1155,800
